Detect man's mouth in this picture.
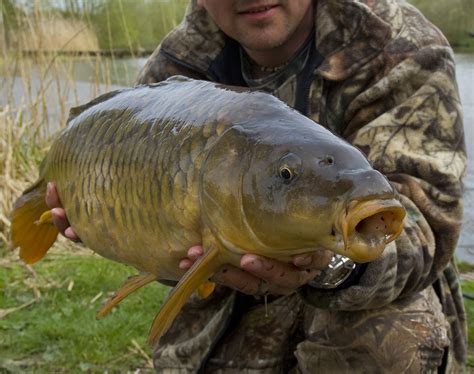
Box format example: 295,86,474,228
237,4,279,16
240,5,277,13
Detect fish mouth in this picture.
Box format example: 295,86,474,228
335,199,406,263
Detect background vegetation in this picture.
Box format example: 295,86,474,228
409,0,474,50
1,0,473,52
1,0,188,52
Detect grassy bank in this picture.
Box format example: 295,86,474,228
0,248,169,372
461,278,474,367
1,251,474,371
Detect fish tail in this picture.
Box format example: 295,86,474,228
11,179,59,264
148,245,222,346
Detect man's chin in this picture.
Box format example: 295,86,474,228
239,34,288,53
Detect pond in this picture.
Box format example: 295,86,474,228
454,54,474,263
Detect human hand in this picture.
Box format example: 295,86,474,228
45,182,81,242
179,246,333,296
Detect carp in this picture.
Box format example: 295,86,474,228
11,76,405,345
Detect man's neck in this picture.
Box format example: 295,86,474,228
243,4,314,68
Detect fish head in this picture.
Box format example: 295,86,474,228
202,110,405,264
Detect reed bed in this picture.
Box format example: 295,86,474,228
0,3,186,369
0,0,187,251
0,50,114,253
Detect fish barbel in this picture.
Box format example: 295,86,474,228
11,76,405,345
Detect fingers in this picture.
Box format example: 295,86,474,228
178,245,265,295
293,249,333,270
179,259,193,270
178,246,334,297
178,245,203,270
50,208,80,242
50,207,69,234
46,182,81,242
213,265,264,295
188,245,203,260
46,182,61,208
241,254,319,295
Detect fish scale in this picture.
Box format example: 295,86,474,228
11,76,405,346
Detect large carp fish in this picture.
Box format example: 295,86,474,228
11,76,405,345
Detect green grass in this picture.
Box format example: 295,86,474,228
0,247,169,372
457,260,474,274
461,279,474,368
2,248,474,371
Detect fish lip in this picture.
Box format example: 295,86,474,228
334,199,406,263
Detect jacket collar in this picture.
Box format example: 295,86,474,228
160,0,392,82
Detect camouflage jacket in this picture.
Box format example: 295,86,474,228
137,0,467,371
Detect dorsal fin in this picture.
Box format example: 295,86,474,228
67,89,127,123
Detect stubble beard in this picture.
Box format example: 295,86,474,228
237,21,293,52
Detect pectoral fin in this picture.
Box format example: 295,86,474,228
96,273,157,319
147,244,222,346
197,281,216,299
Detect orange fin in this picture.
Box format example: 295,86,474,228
197,281,216,299
96,273,157,319
36,210,54,225
148,245,222,346
11,180,59,264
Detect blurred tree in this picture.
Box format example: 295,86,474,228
409,0,474,48
90,0,187,50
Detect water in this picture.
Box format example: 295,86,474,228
0,57,148,132
454,54,474,263
67,58,149,86
2,54,474,262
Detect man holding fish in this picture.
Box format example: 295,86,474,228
46,0,467,372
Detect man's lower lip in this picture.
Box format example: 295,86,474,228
238,5,278,20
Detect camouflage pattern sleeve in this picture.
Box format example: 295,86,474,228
300,7,466,311
136,45,206,85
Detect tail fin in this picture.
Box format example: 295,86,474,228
147,245,222,346
11,179,59,264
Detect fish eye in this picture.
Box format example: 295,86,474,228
278,153,301,182
279,166,294,181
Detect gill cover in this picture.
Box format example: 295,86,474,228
200,125,258,252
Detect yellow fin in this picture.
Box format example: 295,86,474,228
197,281,216,299
36,210,54,225
148,245,222,346
96,273,157,320
11,180,59,264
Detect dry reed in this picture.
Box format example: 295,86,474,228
0,6,119,251
0,1,187,253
